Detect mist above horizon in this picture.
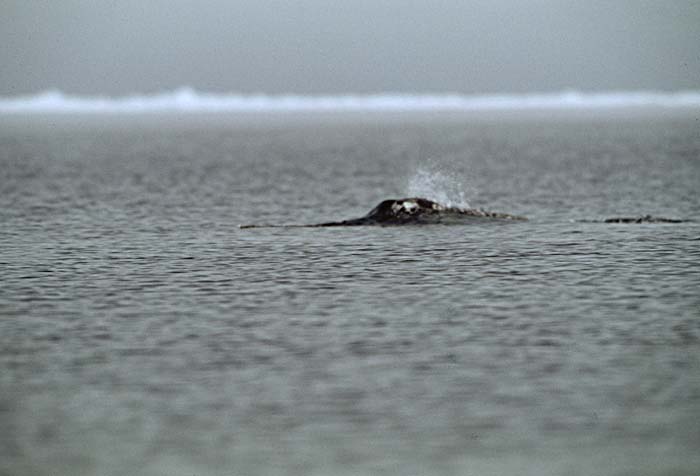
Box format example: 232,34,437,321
1,1,699,97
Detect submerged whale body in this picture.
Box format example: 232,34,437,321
240,197,526,228
602,215,684,224
240,198,689,228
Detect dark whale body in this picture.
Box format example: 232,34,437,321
315,197,526,226
240,197,526,228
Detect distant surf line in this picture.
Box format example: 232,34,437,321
2,88,700,114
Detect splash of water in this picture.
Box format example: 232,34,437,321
406,168,471,209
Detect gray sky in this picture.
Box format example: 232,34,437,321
1,0,698,96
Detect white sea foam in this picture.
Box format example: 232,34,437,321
1,88,700,114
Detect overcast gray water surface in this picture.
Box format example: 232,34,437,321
1,110,700,476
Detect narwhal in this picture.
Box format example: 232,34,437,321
240,197,526,228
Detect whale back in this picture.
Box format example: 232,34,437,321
363,197,447,223
324,197,526,225
240,197,527,228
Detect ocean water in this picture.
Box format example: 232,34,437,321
1,109,700,476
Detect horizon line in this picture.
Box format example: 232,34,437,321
2,87,700,114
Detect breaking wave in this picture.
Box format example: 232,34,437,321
2,88,700,114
